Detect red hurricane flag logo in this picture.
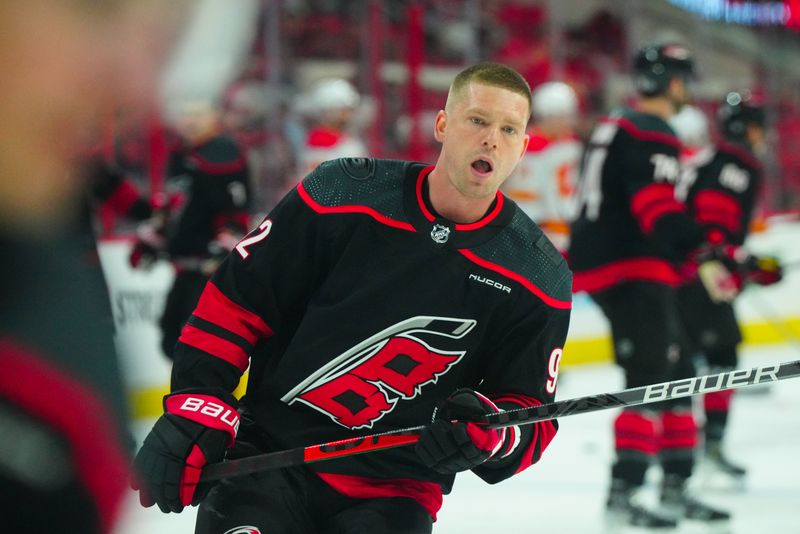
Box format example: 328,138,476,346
281,316,476,429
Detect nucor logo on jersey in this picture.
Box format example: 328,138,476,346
282,316,476,430
469,273,511,294
643,365,779,402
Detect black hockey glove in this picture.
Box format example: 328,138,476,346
415,389,506,474
131,388,239,513
739,254,783,286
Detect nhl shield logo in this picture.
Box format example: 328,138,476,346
430,224,451,244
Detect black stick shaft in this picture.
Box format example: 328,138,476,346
201,359,800,482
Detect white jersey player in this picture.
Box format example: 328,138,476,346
296,78,368,178
502,81,582,253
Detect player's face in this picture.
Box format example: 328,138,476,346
668,77,691,113
434,82,530,200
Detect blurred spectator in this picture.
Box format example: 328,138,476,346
503,81,582,253
0,0,180,532
130,99,253,360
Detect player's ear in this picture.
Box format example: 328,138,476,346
433,110,447,143
518,133,530,160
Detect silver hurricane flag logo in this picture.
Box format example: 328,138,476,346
281,316,476,429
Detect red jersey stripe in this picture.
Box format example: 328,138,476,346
459,249,572,309
573,257,680,293
315,471,443,520
178,324,250,372
297,182,416,232
193,282,271,346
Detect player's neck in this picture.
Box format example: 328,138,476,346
426,169,495,224
635,97,674,121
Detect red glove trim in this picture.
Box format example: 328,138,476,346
164,394,239,446
179,444,207,506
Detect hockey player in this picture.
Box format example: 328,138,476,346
569,43,731,529
0,0,176,532
294,78,368,179
670,94,781,488
130,99,253,359
502,81,582,254
131,62,572,533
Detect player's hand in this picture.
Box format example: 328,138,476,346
129,221,166,269
131,388,239,513
415,389,506,474
697,259,739,303
741,254,783,286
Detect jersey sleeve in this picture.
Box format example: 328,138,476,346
617,131,703,259
170,188,330,392
471,299,571,484
690,156,760,245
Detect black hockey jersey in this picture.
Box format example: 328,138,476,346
171,158,572,518
165,134,251,258
570,108,702,293
677,140,762,246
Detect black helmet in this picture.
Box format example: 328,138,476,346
717,91,765,142
633,43,695,96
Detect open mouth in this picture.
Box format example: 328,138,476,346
471,158,493,174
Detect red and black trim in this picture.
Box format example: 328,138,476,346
631,183,686,234
459,249,572,309
297,181,416,232
573,257,681,293
178,281,273,372
414,166,506,231
614,410,658,456
0,339,129,534
316,471,443,520
612,116,682,148
693,189,742,236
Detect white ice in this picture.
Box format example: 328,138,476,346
113,345,800,534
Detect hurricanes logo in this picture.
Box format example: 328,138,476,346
223,527,261,534
430,224,451,244
281,316,476,429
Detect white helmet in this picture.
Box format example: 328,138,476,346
307,78,360,112
532,81,578,119
669,104,710,148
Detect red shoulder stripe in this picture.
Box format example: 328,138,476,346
297,182,415,231
458,249,572,309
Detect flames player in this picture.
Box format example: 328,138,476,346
570,43,732,529
131,63,572,533
670,94,781,489
295,78,368,179
502,81,582,254
130,99,252,359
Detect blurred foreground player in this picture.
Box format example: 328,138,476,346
132,62,571,533
670,95,781,488
502,81,582,253
0,0,178,532
570,43,730,529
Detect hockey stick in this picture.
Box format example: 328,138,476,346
200,359,800,482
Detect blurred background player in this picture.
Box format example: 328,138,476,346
130,99,253,359
670,94,782,489
502,81,582,254
570,42,732,529
293,77,368,180
0,0,180,532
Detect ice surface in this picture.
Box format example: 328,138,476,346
114,345,800,534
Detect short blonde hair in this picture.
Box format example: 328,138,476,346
447,62,532,116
